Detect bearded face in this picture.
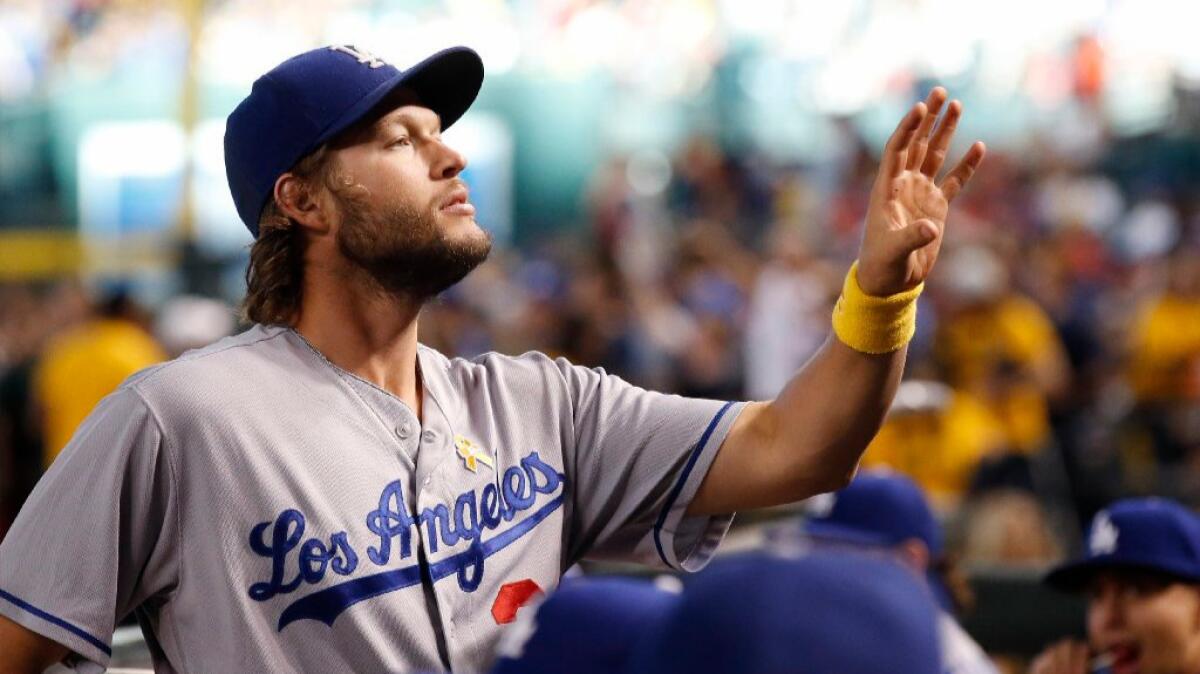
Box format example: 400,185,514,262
333,182,493,301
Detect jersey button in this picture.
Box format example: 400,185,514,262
421,430,438,443
396,423,412,440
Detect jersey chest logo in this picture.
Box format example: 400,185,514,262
244,451,565,631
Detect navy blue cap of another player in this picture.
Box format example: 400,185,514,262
802,469,942,554
489,576,680,674
627,551,941,674
224,44,484,237
1045,497,1200,592
798,470,957,611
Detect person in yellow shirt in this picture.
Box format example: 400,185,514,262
1126,251,1200,465
860,379,1007,509
931,245,1070,455
33,291,166,466
1128,252,1200,404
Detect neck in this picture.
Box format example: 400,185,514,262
293,259,424,418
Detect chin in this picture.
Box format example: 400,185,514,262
445,215,490,242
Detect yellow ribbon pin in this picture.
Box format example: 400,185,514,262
455,435,495,473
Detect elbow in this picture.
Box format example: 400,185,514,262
812,460,858,494
802,435,871,496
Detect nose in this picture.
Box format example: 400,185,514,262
1089,585,1125,633
431,139,467,180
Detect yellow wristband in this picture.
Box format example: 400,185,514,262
831,262,923,354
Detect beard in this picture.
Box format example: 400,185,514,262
335,190,492,301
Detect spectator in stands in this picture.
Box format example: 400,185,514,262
958,489,1063,569
933,244,1071,457
859,380,1007,509
32,288,164,466
1126,249,1200,467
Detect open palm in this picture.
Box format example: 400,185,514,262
857,88,985,297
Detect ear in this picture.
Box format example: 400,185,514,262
895,539,931,573
273,173,332,235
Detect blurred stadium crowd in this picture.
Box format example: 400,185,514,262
3,0,1200,671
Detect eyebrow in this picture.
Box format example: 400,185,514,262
376,109,442,136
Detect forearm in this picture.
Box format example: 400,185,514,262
0,613,70,674
771,337,905,491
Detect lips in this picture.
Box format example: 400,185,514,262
1108,643,1141,674
439,187,475,216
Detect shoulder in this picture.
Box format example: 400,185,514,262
420,346,614,409
422,345,588,385
121,324,300,411
939,613,998,674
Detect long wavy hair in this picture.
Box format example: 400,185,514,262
240,146,334,326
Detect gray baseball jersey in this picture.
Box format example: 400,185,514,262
0,324,743,673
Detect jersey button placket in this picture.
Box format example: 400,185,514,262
396,422,412,440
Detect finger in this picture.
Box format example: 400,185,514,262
881,102,926,182
919,99,962,177
1069,642,1089,674
939,141,986,202
906,88,947,171
896,218,939,257
1054,642,1074,673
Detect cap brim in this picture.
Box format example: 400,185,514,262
1044,557,1200,593
803,521,897,548
312,46,483,149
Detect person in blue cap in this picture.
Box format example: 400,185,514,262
1031,498,1200,674
0,41,984,673
797,469,999,674
487,576,681,674
627,550,943,674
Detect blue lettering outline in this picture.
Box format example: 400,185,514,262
277,494,565,630
246,451,568,628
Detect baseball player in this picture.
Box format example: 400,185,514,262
0,44,983,673
1031,498,1200,674
799,470,1000,674
627,550,944,674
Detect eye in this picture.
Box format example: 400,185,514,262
389,136,412,149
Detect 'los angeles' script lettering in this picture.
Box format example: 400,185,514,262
246,451,562,601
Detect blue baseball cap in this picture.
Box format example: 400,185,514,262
627,551,941,674
799,470,956,611
224,44,484,237
1045,497,1200,592
488,577,680,674
802,470,943,556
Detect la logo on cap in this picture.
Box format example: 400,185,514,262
329,44,387,69
1090,512,1119,555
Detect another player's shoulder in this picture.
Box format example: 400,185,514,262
939,612,999,674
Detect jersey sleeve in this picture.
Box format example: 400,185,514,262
553,358,745,572
0,387,177,671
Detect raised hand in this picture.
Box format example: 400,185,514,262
855,87,986,297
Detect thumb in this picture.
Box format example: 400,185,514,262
896,219,938,255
